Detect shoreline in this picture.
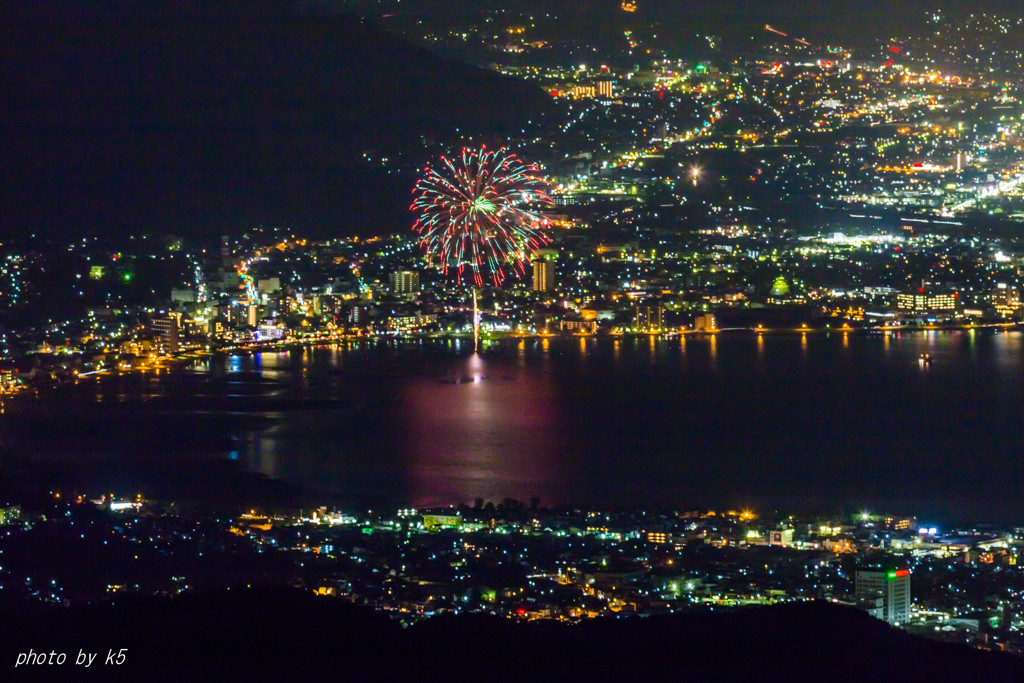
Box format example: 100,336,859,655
215,320,1024,353
3,321,1018,399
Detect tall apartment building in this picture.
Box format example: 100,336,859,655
855,567,910,626
532,259,555,293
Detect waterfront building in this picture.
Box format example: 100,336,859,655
634,303,663,331
694,314,717,332
896,290,957,315
150,312,182,354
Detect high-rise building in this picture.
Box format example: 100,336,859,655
596,80,614,98
855,567,910,626
220,234,232,269
634,303,663,331
348,305,370,326
391,270,420,295
533,259,555,293
151,312,182,353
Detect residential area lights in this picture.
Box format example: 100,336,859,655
7,10,1024,382
2,497,1021,655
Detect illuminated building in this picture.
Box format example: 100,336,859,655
883,516,916,532
532,258,555,293
694,314,717,332
856,567,910,626
991,284,1021,318
766,276,805,305
596,80,614,98
646,531,668,544
422,514,460,531
257,277,281,295
634,303,663,331
313,294,345,317
150,312,181,353
768,528,794,546
896,290,957,314
247,303,258,327
391,270,420,295
348,305,369,326
258,322,285,340
560,319,597,334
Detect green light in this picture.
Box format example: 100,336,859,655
123,273,132,281
888,571,896,578
471,197,495,213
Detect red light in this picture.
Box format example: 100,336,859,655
919,287,924,293
516,608,526,617
887,59,894,65
953,293,958,298
890,46,900,53
894,569,910,577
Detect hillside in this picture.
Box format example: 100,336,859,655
2,590,1022,681
0,1,551,240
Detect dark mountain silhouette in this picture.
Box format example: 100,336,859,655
1,589,1022,681
0,1,551,241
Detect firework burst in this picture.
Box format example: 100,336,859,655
411,147,553,286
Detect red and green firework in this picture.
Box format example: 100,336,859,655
410,147,553,286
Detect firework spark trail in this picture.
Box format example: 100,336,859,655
411,147,553,286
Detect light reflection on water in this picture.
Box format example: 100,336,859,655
402,352,556,507
3,330,1024,521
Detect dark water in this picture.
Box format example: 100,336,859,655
3,330,1024,523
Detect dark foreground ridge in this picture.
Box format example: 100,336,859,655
2,589,1022,682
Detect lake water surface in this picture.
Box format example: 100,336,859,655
3,330,1024,524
